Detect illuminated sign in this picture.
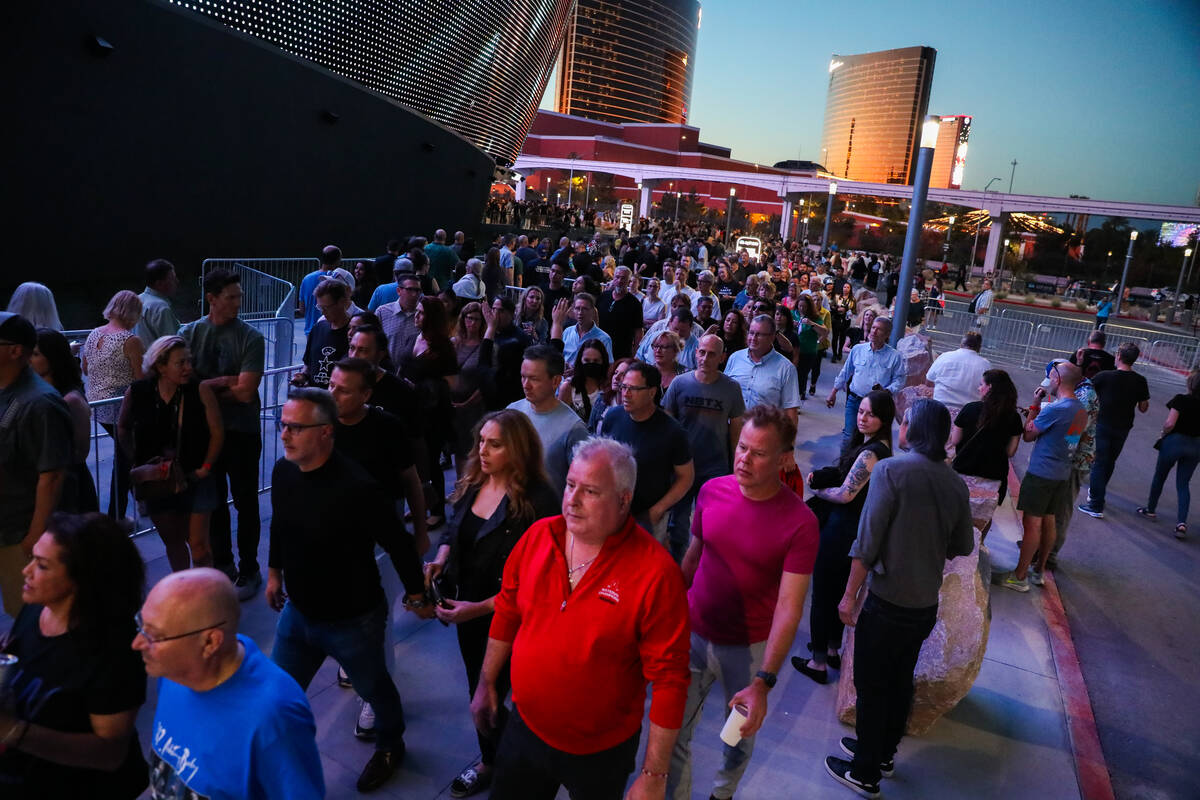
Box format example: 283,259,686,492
619,203,635,230
735,236,762,259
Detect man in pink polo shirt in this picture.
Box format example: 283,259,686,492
668,404,818,800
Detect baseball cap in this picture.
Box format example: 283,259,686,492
0,312,37,350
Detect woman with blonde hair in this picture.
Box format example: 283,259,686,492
117,336,224,570
515,285,549,344
651,328,686,394
83,290,145,521
451,301,496,476
424,410,557,797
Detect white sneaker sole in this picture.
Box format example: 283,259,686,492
825,759,880,798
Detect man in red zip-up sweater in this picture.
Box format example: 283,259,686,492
472,437,690,800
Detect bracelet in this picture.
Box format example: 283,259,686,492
640,768,668,780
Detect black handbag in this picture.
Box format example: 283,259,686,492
130,393,188,501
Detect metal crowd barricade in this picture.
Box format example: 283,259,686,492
1146,339,1200,375
200,257,318,309
83,364,302,539
919,309,1033,368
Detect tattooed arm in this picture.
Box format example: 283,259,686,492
811,449,879,504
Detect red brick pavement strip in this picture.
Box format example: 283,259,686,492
1007,465,1116,800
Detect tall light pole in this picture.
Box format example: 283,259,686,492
1115,229,1138,318
566,153,578,206
1172,247,1194,323
545,175,551,201
1002,238,1010,287
943,215,956,264
1008,159,1018,193
671,182,680,221
890,116,939,346
583,173,590,210
725,187,736,245
821,181,837,251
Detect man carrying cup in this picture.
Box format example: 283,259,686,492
668,405,817,800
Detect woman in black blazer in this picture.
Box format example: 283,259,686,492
424,409,558,798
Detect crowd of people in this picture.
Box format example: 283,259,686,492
0,221,1195,800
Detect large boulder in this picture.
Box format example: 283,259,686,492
835,476,997,734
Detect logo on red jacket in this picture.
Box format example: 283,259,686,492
598,581,620,604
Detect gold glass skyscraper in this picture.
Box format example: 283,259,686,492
818,46,937,185
555,0,701,125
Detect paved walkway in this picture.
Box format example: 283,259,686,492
94,391,1088,799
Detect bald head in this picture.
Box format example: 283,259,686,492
151,568,241,635
1055,361,1082,391
699,333,724,352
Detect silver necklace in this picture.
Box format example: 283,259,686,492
567,534,597,587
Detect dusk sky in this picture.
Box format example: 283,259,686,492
543,0,1200,208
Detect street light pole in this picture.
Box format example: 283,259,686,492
971,209,990,271
1008,160,1018,193
890,117,939,346
1172,247,1194,324
1115,230,1138,318
725,187,736,245
821,181,837,251
943,215,956,265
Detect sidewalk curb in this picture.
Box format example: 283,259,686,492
1007,467,1115,800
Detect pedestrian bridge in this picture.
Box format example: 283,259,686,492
511,155,1200,274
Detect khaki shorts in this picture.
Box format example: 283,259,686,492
1017,472,1069,517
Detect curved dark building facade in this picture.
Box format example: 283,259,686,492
555,0,701,125
166,0,574,165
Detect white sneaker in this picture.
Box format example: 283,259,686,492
355,702,376,740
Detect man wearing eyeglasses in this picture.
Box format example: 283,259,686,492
597,362,694,546
266,388,434,792
376,272,424,374
136,567,323,799
724,314,802,427
0,312,73,617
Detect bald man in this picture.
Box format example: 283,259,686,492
662,334,746,562
135,569,323,800
1005,361,1088,592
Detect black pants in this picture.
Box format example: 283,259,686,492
852,592,938,783
209,429,262,576
456,615,511,766
808,512,858,664
491,708,639,800
795,352,818,396
811,348,827,388
832,321,849,360
99,422,130,519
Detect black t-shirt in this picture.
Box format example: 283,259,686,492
953,402,1023,483
1091,369,1150,430
598,291,644,359
543,286,574,320
369,371,421,435
302,319,350,388
0,606,148,798
599,407,691,515
268,451,424,620
1070,347,1116,380
1167,393,1200,437
335,407,415,499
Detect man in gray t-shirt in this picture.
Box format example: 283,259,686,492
662,335,746,560
506,345,586,497
178,269,266,599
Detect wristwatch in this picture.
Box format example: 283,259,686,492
755,670,777,689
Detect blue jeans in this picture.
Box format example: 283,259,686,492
1146,433,1200,525
666,486,699,563
1087,423,1131,510
272,602,405,750
842,393,863,449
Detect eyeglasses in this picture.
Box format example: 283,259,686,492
652,344,678,352
134,611,226,645
619,383,654,393
280,421,329,434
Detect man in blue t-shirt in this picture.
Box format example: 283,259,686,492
1006,361,1088,592
136,569,323,800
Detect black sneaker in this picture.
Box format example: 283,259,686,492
356,744,404,792
825,755,880,798
838,737,894,777
449,765,492,797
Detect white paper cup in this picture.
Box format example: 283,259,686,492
719,703,749,746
